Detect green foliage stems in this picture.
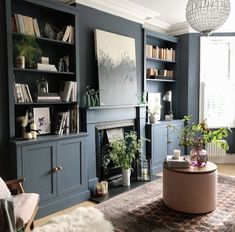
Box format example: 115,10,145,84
16,35,42,68
170,115,230,151
106,131,146,170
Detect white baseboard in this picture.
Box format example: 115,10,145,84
208,153,235,164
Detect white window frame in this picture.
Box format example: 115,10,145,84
200,36,235,128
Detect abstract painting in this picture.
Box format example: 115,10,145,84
95,29,137,106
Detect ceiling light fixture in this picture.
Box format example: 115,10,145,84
186,0,231,36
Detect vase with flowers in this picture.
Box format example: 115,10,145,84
17,110,34,139
175,115,230,167
103,131,146,186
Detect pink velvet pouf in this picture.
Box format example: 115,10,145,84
163,161,217,214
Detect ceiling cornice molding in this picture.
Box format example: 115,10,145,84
74,0,170,30
61,0,235,36
168,22,191,35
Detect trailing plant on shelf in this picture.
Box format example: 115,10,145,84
15,35,42,68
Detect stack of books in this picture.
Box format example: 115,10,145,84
165,155,190,168
33,93,61,102
54,111,69,135
59,81,77,102
37,63,57,72
14,82,33,103
62,25,74,43
12,14,40,37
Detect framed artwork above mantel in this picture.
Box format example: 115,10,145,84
95,29,137,106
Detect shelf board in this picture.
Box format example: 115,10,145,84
14,101,77,106
11,132,89,145
146,78,176,82
146,57,176,63
13,67,75,75
12,32,74,46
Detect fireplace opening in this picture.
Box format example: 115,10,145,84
95,120,136,187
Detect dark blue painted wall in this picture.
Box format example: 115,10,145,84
75,4,143,101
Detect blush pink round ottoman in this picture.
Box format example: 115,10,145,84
163,161,217,214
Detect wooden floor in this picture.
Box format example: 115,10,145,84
217,163,235,176
35,163,235,227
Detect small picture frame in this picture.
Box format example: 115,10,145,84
33,107,51,134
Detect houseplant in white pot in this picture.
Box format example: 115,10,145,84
148,105,162,123
106,131,144,186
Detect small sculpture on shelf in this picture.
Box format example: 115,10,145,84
63,55,69,72
58,55,69,72
17,110,34,139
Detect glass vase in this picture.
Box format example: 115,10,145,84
190,148,208,167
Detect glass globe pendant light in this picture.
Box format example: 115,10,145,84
186,0,231,36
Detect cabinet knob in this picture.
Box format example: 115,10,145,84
57,166,63,171
52,167,59,173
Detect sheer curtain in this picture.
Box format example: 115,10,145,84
200,36,235,128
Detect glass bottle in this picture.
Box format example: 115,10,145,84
37,77,49,94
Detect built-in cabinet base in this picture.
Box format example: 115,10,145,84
146,120,184,176
12,133,89,218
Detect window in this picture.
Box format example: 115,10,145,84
200,36,235,128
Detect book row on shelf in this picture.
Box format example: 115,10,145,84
12,14,40,37
16,105,79,138
14,81,77,103
147,68,174,78
12,14,74,43
145,44,176,61
54,108,79,135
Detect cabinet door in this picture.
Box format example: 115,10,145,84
21,142,57,203
57,138,87,197
152,124,168,165
167,121,184,155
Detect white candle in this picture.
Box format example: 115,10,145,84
31,131,37,139
30,123,37,130
173,149,180,159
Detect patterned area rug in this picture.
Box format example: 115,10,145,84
96,174,235,232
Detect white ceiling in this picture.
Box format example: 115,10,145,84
129,0,188,25
60,0,235,35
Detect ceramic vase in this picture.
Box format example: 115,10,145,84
149,115,157,124
122,169,131,186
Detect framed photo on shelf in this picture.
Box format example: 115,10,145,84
33,107,51,134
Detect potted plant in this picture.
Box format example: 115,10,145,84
148,105,162,123
15,35,42,69
105,131,145,186
171,115,230,167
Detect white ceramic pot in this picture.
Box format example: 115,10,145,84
149,115,157,124
122,169,131,186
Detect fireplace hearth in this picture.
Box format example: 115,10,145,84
96,120,136,186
